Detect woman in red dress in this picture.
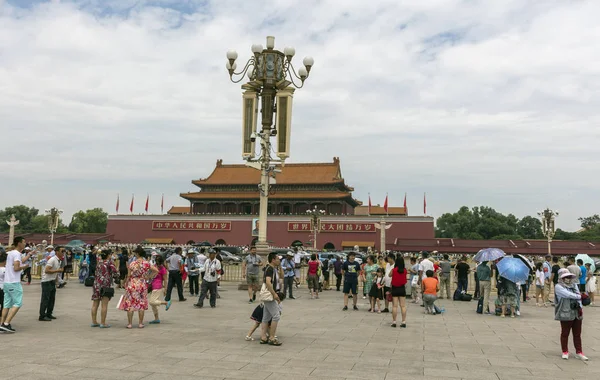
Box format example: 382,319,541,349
119,248,157,329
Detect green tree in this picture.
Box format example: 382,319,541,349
0,205,40,233
578,214,600,230
68,208,108,233
436,206,519,239
517,216,543,239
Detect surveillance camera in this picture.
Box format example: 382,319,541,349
270,129,277,136
250,132,257,142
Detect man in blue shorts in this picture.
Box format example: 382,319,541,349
1,236,32,333
342,252,362,311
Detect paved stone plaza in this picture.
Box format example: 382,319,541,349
1,282,599,380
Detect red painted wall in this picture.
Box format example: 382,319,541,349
106,216,434,251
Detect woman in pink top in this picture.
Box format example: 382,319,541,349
148,256,171,324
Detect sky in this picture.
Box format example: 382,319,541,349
1,0,598,231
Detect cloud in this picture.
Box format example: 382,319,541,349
1,0,598,230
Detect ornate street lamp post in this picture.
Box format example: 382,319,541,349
45,207,63,246
538,208,558,256
226,36,313,255
307,206,325,251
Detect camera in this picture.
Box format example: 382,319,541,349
250,132,257,142
210,271,216,277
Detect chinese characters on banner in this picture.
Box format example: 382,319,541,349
152,221,231,231
287,222,376,233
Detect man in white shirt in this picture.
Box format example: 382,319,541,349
197,248,207,280
39,247,64,321
420,252,435,281
1,237,33,333
293,248,302,288
194,250,221,308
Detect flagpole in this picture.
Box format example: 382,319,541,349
386,192,389,217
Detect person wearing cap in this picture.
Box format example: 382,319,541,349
194,250,221,308
281,252,296,299
39,247,65,321
554,268,587,361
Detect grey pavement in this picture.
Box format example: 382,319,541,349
1,281,599,380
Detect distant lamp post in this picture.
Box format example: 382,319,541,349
226,36,313,255
307,206,325,250
45,207,63,246
538,208,558,256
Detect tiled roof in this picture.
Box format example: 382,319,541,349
193,157,345,186
181,190,356,201
355,206,407,216
167,206,191,214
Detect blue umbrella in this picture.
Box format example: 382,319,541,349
473,248,506,263
496,257,530,284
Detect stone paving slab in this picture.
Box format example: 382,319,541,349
1,281,598,380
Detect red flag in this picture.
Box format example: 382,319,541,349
130,194,134,213
161,194,164,214
424,192,427,215
383,194,388,214
116,194,120,214
368,194,372,215
145,194,149,213
403,193,407,210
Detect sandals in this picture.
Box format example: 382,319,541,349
259,339,269,344
268,338,282,346
149,320,161,324
245,336,254,341
90,323,100,328
99,324,111,329
126,324,132,329
139,324,145,329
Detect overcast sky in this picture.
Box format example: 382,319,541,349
1,0,598,231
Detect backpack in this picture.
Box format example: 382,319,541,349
453,288,462,301
460,293,473,302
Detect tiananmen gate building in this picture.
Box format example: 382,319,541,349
106,157,434,250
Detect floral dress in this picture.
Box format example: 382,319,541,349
91,260,117,300
364,264,379,295
119,259,151,311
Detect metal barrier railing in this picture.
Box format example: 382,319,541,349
27,258,597,297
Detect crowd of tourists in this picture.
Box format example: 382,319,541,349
0,236,597,360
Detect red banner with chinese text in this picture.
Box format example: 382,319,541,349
288,222,376,233
152,221,231,231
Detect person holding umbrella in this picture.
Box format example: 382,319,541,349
496,257,530,318
554,268,587,361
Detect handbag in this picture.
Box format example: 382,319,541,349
100,287,115,298
386,291,392,302
260,265,277,302
259,283,273,302
411,276,419,287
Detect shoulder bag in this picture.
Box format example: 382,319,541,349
260,265,275,302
